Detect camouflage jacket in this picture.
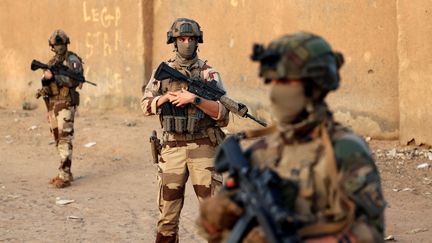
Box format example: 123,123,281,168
48,51,84,89
244,119,385,242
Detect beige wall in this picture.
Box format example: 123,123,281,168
1,0,431,143
0,0,146,110
152,0,399,138
397,0,432,145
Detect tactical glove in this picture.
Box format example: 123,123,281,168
197,191,243,240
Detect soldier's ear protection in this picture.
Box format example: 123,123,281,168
334,51,344,68
302,53,341,92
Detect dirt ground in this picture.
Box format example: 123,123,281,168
0,107,431,242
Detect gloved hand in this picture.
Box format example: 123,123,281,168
243,226,268,243
197,191,243,239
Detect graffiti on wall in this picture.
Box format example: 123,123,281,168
81,1,124,96
83,1,121,58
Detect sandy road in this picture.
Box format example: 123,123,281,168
0,107,431,242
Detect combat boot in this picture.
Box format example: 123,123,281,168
155,232,178,243
49,176,71,188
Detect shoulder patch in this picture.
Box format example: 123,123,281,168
65,53,83,73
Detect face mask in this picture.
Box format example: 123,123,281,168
270,83,306,124
176,39,196,59
52,44,67,55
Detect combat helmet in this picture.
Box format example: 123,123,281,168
48,29,70,47
167,18,203,44
251,32,344,92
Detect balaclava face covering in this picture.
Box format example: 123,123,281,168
269,83,307,124
176,39,197,59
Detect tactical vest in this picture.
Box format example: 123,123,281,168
249,123,355,239
159,60,217,138
47,52,82,107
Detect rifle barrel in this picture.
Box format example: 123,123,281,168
245,113,267,127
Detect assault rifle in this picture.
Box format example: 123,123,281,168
154,62,267,127
214,135,301,243
30,59,97,86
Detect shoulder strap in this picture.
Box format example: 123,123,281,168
239,125,277,139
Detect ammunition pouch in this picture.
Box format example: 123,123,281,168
186,115,199,134
161,103,174,132
160,101,225,146
70,89,80,106
162,115,175,132
160,104,192,134
187,108,205,134
206,127,226,146
174,116,187,133
59,86,69,98
49,82,59,96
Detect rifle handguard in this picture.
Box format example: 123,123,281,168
219,96,248,117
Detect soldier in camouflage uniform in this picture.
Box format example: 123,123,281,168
141,18,229,243
198,32,385,242
39,29,84,188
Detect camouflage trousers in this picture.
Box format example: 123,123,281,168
156,139,222,243
48,101,75,181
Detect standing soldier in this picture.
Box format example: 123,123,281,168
198,32,385,242
141,18,229,243
38,29,84,188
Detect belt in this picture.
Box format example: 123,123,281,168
163,137,213,148
162,131,209,142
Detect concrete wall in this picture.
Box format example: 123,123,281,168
0,0,147,110
2,0,431,143
397,0,432,145
152,0,399,138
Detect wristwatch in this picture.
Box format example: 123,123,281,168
193,96,202,105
